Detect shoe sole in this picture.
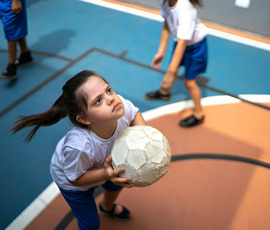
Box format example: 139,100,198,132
0,74,18,81
16,61,34,69
179,119,204,128
99,210,130,221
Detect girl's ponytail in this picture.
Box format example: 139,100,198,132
11,70,101,142
10,95,68,142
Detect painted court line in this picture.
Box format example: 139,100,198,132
143,94,270,120
80,0,163,21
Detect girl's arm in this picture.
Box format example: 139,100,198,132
130,111,146,126
168,38,187,74
158,20,171,56
151,20,171,69
160,38,187,92
69,156,133,188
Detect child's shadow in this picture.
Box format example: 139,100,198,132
30,29,76,63
3,29,75,88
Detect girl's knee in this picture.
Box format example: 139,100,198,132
184,79,197,89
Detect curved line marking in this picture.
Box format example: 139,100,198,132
143,94,270,121
171,154,270,169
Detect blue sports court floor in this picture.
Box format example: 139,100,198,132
1,0,270,229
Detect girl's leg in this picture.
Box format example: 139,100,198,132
15,37,33,67
7,40,17,64
17,37,29,53
100,181,129,217
184,79,204,119
100,189,124,214
59,187,100,230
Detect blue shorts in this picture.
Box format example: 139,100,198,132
59,181,122,230
0,0,28,41
172,37,208,80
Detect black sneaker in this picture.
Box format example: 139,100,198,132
179,115,205,127
99,203,130,221
0,63,17,80
15,51,33,68
145,89,170,101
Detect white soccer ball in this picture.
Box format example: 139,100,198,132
111,126,171,187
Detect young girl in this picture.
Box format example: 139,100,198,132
145,0,208,127
11,70,146,230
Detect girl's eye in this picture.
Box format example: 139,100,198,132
107,88,112,94
94,98,101,105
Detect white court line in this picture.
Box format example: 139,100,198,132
81,0,163,21
80,0,270,51
143,94,270,120
6,0,270,228
6,95,270,230
6,182,60,230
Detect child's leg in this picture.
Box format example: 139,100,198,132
15,37,33,67
100,189,123,214
184,79,204,119
7,40,17,64
59,187,100,230
100,180,130,218
17,37,29,53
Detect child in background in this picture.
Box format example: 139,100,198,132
0,0,33,80
145,0,208,127
11,70,146,230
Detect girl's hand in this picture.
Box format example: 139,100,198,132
161,71,177,92
151,53,164,69
103,155,134,188
11,0,23,14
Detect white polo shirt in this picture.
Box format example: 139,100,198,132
160,0,207,46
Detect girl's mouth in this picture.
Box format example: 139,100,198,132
113,103,122,112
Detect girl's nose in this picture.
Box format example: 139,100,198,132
107,95,114,105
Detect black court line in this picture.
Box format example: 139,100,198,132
54,211,74,230
54,186,103,230
171,153,270,169
55,152,270,229
1,47,269,118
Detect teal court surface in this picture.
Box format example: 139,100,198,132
1,0,270,229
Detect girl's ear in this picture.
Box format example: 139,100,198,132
76,115,91,125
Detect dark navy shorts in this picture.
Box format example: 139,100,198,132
0,0,28,41
59,181,122,230
172,37,208,80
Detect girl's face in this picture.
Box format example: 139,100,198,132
77,76,125,126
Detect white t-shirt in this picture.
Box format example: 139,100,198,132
160,0,207,46
50,95,139,191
